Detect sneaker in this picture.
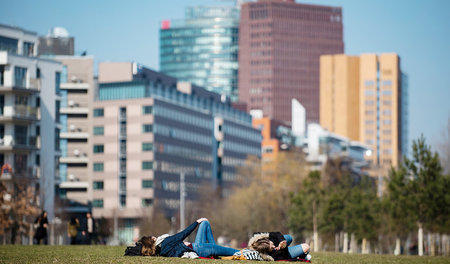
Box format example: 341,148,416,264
305,254,312,261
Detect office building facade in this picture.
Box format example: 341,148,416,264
92,62,260,243
320,53,407,170
239,0,344,124
160,6,240,101
0,24,63,220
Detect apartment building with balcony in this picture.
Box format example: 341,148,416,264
93,62,261,243
54,56,94,215
0,24,63,220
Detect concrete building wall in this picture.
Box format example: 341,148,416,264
98,62,133,84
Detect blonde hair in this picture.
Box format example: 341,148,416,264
250,238,271,254
139,236,157,256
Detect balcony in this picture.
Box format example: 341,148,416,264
59,156,89,164
0,136,37,151
0,78,40,94
0,106,38,122
60,107,89,115
60,83,89,91
60,132,89,139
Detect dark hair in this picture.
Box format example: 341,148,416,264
139,236,156,256
70,217,77,225
251,238,271,254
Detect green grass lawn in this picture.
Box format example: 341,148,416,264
0,245,449,264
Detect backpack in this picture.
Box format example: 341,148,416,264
124,243,143,256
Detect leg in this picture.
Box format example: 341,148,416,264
194,221,216,244
192,243,238,258
287,243,310,259
283,234,293,246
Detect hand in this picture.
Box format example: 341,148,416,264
276,240,287,250
196,218,208,223
82,231,86,236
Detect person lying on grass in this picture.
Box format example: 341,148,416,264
127,218,238,258
248,232,311,261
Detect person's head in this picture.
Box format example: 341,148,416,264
70,217,77,225
251,238,273,254
41,211,47,218
139,236,157,256
86,212,92,219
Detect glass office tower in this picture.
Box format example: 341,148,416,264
160,6,240,102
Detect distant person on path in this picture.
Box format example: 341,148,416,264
248,232,311,261
125,218,238,258
81,212,96,244
33,211,48,245
67,217,80,245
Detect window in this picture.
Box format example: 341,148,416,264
142,161,153,170
93,199,104,208
142,180,153,188
364,90,375,96
142,124,153,133
93,126,104,136
142,198,153,208
23,41,34,56
14,125,27,145
55,72,61,95
383,120,392,125
14,67,27,87
382,80,392,86
93,144,104,153
364,80,375,87
383,110,392,116
382,90,392,96
93,181,104,190
120,195,126,208
142,142,153,151
93,108,104,117
142,105,153,114
364,100,374,106
93,162,104,172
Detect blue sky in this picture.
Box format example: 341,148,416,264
2,0,449,152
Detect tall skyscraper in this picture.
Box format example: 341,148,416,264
238,0,344,124
320,53,408,170
160,6,240,101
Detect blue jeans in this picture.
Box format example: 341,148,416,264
192,221,238,257
284,234,308,258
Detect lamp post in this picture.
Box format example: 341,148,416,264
180,172,186,230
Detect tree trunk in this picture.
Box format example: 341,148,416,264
418,223,424,256
335,233,339,252
350,233,357,253
312,200,319,252
362,238,368,254
394,237,401,255
343,232,349,253
429,232,435,256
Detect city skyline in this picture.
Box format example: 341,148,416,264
1,0,449,154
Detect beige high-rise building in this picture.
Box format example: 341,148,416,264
320,53,407,170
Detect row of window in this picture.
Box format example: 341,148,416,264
92,198,153,208
92,161,153,172
154,142,212,163
154,124,212,145
93,179,153,190
154,105,211,130
224,123,261,143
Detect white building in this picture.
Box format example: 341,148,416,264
0,24,63,220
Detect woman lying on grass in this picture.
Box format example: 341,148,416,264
127,218,238,258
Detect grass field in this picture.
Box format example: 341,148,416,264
0,245,449,264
